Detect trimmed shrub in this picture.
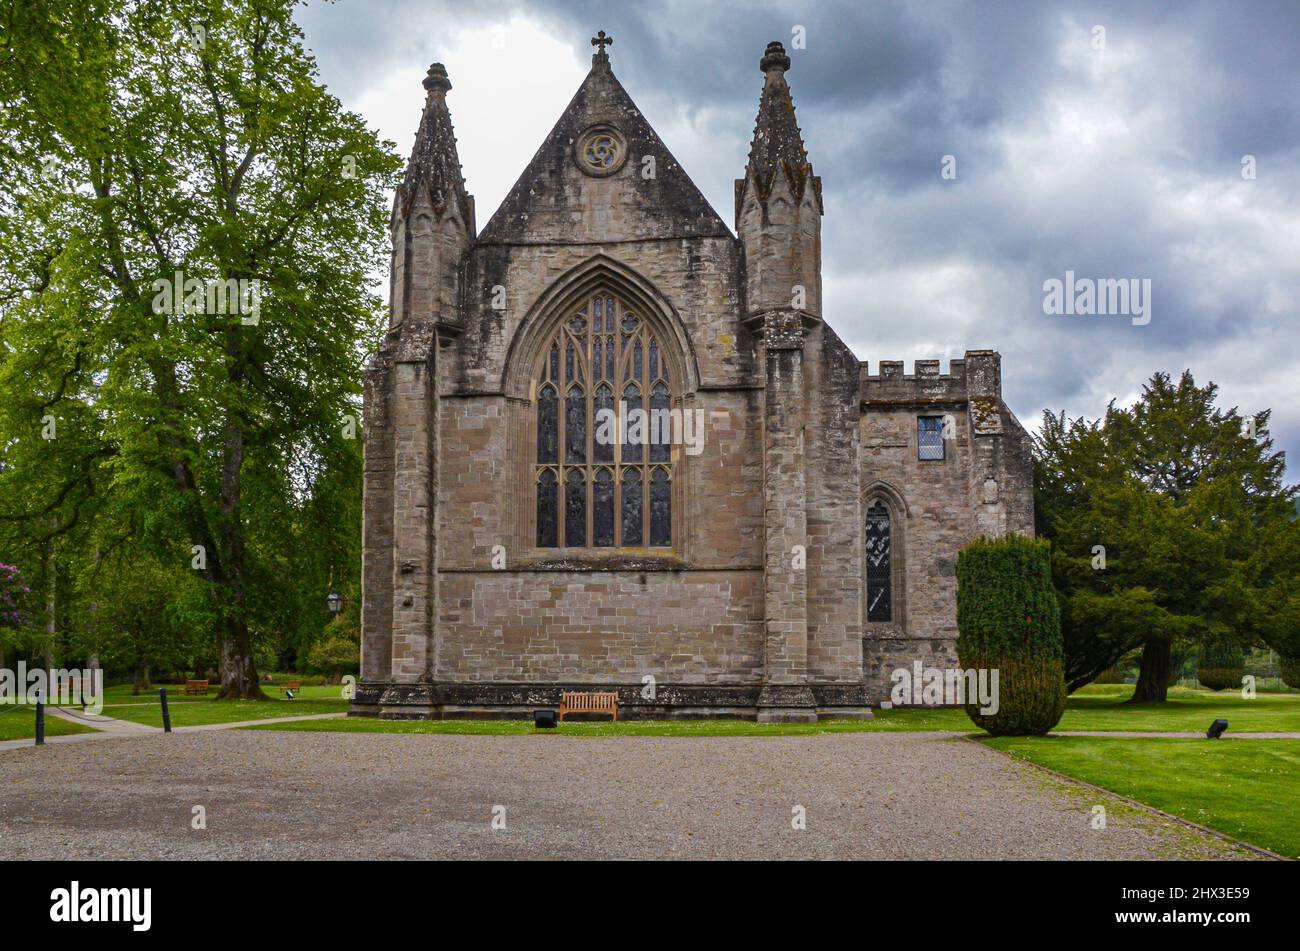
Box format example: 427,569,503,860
1197,639,1245,691
956,534,1066,736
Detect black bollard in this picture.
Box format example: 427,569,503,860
159,686,172,733
35,699,45,746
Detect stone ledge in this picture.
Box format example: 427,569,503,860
351,680,872,721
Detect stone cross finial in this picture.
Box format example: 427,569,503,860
591,30,613,63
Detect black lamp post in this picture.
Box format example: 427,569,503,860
326,590,343,615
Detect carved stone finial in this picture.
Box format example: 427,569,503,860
422,62,451,94
760,40,790,73
591,29,613,65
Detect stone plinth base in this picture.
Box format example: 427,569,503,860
351,681,872,722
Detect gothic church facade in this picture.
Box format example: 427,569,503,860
353,36,1034,721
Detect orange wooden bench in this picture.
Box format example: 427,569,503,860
281,680,301,694
183,679,209,696
559,690,619,722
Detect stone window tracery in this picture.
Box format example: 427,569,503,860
534,292,673,548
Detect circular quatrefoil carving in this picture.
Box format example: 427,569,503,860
575,124,627,177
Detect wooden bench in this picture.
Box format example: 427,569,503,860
559,690,618,722
281,680,302,695
183,679,209,696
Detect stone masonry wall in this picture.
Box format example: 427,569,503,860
857,352,1035,702
437,570,764,682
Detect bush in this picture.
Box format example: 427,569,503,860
1197,639,1245,691
1278,654,1300,690
956,534,1066,736
0,563,29,629
306,635,359,683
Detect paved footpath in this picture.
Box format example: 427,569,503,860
0,709,347,753
0,730,1265,860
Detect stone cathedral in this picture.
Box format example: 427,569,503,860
352,34,1034,722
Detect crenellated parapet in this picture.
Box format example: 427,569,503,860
859,351,1004,410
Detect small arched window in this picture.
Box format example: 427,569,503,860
534,292,673,548
865,500,892,622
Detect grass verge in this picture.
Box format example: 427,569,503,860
985,735,1300,858
0,707,97,742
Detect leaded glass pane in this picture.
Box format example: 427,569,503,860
866,501,891,622
565,385,585,464
565,469,586,547
594,383,614,463
623,383,642,463
537,469,558,547
649,468,671,546
621,468,643,546
593,469,614,547
918,416,945,461
537,384,557,464
650,381,670,463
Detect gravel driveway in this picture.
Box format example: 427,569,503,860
0,730,1257,860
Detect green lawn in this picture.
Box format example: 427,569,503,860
987,736,1300,858
105,696,348,728
1056,685,1300,732
0,707,97,742
50,682,349,706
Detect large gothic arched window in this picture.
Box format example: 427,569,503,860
534,292,673,549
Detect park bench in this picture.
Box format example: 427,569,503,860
559,690,619,722
183,680,209,695
281,680,302,695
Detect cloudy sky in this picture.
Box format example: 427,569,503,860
295,0,1300,475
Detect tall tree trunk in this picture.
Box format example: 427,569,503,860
132,661,151,695
216,396,264,700
1129,638,1171,702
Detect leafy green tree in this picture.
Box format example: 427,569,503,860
0,0,400,696
1035,370,1296,701
68,548,207,691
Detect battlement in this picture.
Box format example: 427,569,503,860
859,350,1002,406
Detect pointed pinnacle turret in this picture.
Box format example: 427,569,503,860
744,41,813,201
399,63,470,221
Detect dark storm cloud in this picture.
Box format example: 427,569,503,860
294,0,1300,475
